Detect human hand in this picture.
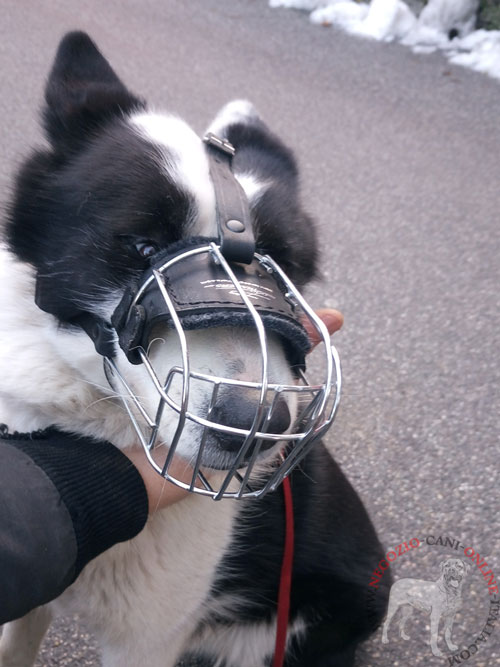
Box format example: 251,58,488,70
302,308,343,349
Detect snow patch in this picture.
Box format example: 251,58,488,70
271,0,500,83
449,30,500,80
418,0,479,36
356,0,417,41
269,0,325,9
310,2,369,32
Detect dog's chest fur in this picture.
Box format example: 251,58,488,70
57,501,237,666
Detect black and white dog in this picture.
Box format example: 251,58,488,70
0,32,388,667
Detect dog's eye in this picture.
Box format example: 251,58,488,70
134,241,159,259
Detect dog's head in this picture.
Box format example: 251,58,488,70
440,558,470,591
7,32,326,485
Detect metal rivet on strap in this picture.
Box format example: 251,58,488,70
226,219,245,233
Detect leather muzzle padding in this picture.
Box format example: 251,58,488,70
112,247,311,367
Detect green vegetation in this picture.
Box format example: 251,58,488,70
477,0,500,29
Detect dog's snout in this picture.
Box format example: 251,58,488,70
212,389,291,453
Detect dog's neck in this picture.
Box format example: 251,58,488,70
0,245,136,443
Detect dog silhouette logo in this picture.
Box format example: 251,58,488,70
381,558,471,657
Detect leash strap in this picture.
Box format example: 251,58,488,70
203,132,256,264
273,475,295,667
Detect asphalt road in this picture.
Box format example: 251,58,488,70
1,1,499,666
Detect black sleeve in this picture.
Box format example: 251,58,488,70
0,430,148,624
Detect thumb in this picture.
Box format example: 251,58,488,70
302,308,344,350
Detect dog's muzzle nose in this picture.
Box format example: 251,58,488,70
212,390,291,453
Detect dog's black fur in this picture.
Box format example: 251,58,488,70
8,33,317,322
4,32,389,666
197,454,390,666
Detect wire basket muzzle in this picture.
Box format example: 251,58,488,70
106,242,341,500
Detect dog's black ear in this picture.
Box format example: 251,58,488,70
43,31,144,151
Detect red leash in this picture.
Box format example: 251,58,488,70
272,475,295,667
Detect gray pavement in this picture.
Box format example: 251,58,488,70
1,1,499,665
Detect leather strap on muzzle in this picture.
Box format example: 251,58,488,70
111,243,311,367
203,132,255,264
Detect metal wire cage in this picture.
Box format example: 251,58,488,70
103,242,341,500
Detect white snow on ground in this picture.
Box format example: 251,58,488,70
270,0,500,82
310,2,370,31
269,0,323,8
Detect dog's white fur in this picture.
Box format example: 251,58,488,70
0,103,300,667
131,112,217,237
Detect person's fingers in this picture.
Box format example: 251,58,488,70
124,448,191,512
302,308,344,350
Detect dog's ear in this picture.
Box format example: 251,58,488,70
43,31,144,152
